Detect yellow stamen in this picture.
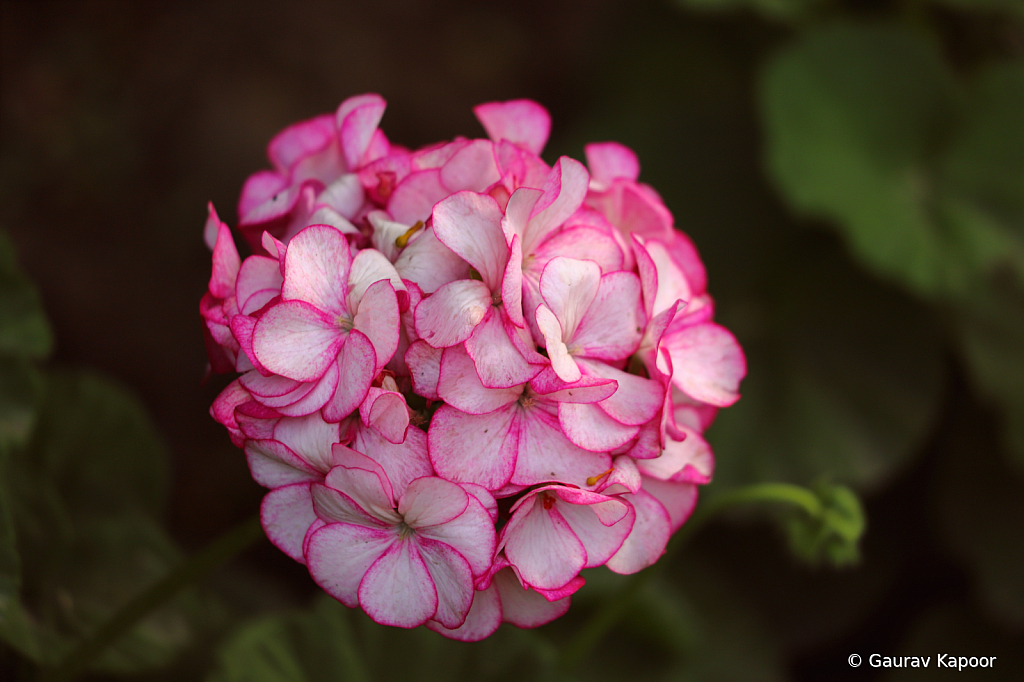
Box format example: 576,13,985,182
395,220,424,248
586,468,615,487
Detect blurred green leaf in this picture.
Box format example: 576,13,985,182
569,562,786,682
929,0,1024,18
761,23,956,296
208,595,558,682
783,483,865,566
0,357,44,456
2,369,211,673
0,231,53,360
674,0,828,22
709,242,945,491
761,24,1024,470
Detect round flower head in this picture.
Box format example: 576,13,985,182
201,94,745,638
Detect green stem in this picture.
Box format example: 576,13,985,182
558,482,822,673
40,515,264,682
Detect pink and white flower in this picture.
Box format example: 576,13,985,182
201,94,745,639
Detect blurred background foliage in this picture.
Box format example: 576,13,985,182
1,0,1023,679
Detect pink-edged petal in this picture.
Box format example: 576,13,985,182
645,238,696,319
501,235,525,327
631,235,659,320
359,538,438,628
268,113,335,172
460,483,499,524
503,496,586,591
352,423,432,498
529,367,617,404
572,271,644,362
322,331,376,421
394,226,471,294
534,224,624,273
389,168,449,225
555,495,634,568
559,401,639,451
352,279,400,372
359,387,409,445
590,455,643,495
316,173,365,218
252,300,342,382
312,476,394,526
437,343,522,414
432,191,508,291
399,477,469,528
236,255,284,316
535,305,580,383
239,367,310,401
525,158,590,253
427,583,501,642
348,248,405,308
405,340,442,400
539,257,602,342
464,310,541,389
604,488,671,574
531,576,586,603
412,489,496,576
281,224,351,315
245,439,321,488
502,187,543,245
307,522,396,608
208,218,240,300
440,138,501,192
411,538,476,629
210,379,250,445
261,482,317,563
637,427,714,484
578,358,664,427
511,404,611,489
493,567,571,627
238,170,288,226
428,403,519,491
474,100,551,156
271,360,339,417
664,322,746,407
272,412,342,473
641,477,698,533
414,279,491,348
336,94,387,170
585,142,640,186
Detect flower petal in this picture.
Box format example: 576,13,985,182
252,300,342,382
473,100,551,156
432,191,509,291
503,495,586,591
414,279,491,348
281,224,351,315
307,522,396,608
604,489,671,575
261,482,317,563
359,538,438,628
464,309,541,389
428,403,519,491
437,343,522,414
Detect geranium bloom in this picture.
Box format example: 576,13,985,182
201,94,745,638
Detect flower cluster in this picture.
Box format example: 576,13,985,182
201,95,745,640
